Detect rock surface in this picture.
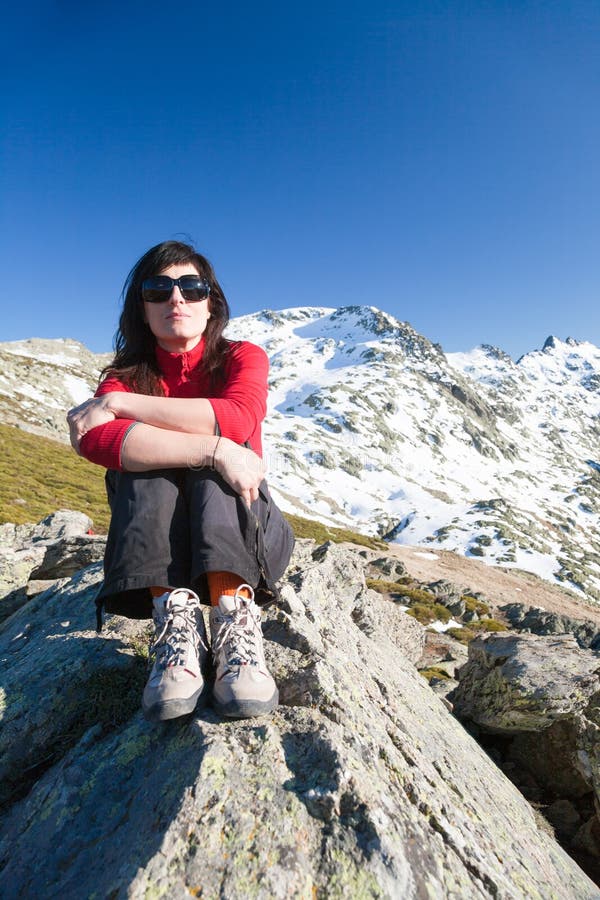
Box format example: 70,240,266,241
452,632,600,871
451,632,600,733
0,509,106,622
0,540,596,898
500,601,600,649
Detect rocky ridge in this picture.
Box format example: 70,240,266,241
1,514,599,898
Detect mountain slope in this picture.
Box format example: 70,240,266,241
226,307,600,601
0,338,109,442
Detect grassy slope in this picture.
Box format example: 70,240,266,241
0,423,111,531
0,423,385,549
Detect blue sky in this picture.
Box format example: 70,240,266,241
2,0,598,359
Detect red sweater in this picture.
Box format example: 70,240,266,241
79,338,269,470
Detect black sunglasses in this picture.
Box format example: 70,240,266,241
141,275,211,303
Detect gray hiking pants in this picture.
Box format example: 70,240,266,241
96,467,294,625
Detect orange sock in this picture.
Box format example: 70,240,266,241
207,571,252,606
150,586,171,598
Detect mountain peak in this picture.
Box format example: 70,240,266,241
479,344,514,364
542,335,583,353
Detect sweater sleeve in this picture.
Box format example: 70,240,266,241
209,342,269,444
78,377,138,471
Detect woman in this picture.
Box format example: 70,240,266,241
67,240,294,722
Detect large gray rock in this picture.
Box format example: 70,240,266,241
452,632,600,864
363,553,408,583
500,602,600,649
0,564,149,809
451,632,600,733
0,542,596,898
0,510,106,622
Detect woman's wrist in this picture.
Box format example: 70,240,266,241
185,435,229,471
211,435,222,470
104,391,126,418
211,435,231,473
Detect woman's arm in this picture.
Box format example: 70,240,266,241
107,391,217,433
69,341,269,468
121,426,265,506
67,392,216,449
68,342,269,447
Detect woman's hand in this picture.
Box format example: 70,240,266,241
67,394,118,453
213,437,266,507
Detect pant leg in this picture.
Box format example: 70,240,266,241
184,468,294,605
254,480,296,584
98,469,192,619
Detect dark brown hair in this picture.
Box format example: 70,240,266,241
101,240,231,394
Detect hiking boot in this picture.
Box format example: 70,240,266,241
142,588,209,721
209,585,278,718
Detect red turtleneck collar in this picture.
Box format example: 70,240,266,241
155,336,206,378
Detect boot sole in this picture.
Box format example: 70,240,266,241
142,685,207,722
212,688,279,719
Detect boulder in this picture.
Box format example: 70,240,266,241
451,633,600,733
0,564,149,810
0,542,596,898
447,596,467,617
452,632,600,871
426,579,464,603
545,799,582,841
0,510,106,622
418,631,469,665
364,554,407,583
500,602,600,649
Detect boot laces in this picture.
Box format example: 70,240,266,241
212,586,263,669
151,591,208,670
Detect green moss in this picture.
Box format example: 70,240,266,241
477,618,508,633
115,731,152,766
199,755,228,789
129,626,153,660
446,626,477,644
144,881,168,900
389,585,440,604
462,595,490,616
284,514,387,550
446,618,507,641
418,667,452,682
365,578,412,594
407,602,451,625
366,579,455,626
325,848,387,898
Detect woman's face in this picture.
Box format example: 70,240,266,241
143,262,211,353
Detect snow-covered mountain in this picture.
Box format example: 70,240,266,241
1,307,598,602
226,306,600,602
